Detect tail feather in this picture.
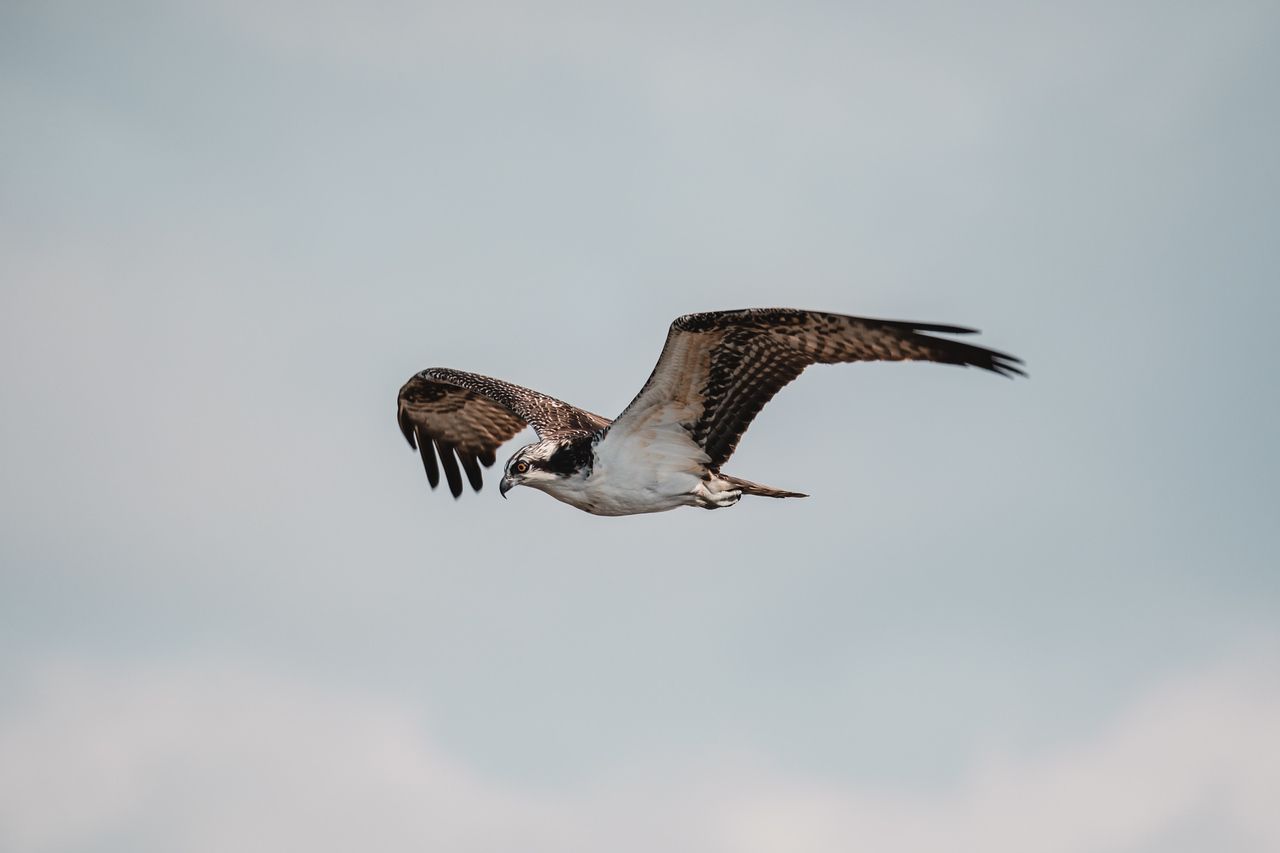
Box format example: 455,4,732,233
722,474,808,499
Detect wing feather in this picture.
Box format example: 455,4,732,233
459,451,484,493
416,432,440,488
436,440,464,498
610,308,1024,470
397,368,609,498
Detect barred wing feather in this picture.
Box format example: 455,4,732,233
397,368,610,497
609,308,1025,470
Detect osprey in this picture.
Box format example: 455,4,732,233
397,308,1023,516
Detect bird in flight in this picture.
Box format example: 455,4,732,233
397,308,1023,516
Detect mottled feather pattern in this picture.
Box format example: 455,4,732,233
691,329,810,467
396,368,609,498
399,308,1023,505
617,309,1025,469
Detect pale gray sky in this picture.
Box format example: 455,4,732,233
2,2,1278,851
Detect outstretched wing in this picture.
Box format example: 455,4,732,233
397,368,610,498
608,308,1024,470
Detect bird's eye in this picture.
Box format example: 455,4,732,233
515,461,529,474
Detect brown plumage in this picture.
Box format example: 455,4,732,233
397,369,609,497
397,308,1023,508
615,309,1024,470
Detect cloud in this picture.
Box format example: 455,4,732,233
1,650,1276,853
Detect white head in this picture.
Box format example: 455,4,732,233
498,439,587,498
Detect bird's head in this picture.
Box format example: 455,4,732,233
499,439,580,498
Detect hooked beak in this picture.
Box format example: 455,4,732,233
499,475,515,499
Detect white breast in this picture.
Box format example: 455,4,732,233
537,418,711,516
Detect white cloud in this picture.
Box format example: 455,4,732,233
1,650,1276,853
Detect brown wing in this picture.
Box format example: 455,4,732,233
397,368,610,498
609,308,1024,470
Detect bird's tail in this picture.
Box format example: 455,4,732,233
721,474,808,499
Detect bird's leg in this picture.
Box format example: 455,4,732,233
691,478,743,509
712,489,743,508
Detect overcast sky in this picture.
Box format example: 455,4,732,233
2,2,1278,851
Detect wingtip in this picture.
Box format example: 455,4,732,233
993,357,1028,379
417,432,440,488
398,407,418,449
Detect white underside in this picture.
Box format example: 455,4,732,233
527,419,741,516
531,467,741,516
